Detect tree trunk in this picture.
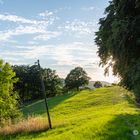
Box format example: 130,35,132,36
76,86,79,91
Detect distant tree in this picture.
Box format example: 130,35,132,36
95,0,140,101
43,68,63,97
0,60,21,125
94,81,102,88
65,67,90,91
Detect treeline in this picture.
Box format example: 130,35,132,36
13,65,63,103
12,64,91,103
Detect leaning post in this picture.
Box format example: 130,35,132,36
37,60,52,129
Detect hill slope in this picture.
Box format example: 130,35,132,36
2,86,140,140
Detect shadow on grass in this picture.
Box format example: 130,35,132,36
98,114,140,140
123,92,140,109
22,92,77,117
124,93,135,104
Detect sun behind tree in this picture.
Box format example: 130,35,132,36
95,0,140,102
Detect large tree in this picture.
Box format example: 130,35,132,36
0,60,21,125
65,67,90,91
95,0,140,101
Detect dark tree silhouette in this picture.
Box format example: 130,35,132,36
94,81,102,88
13,65,62,102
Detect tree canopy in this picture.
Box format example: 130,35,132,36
43,68,63,97
95,0,140,101
0,60,21,125
65,67,90,91
13,65,62,102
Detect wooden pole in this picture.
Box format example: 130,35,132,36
37,60,52,129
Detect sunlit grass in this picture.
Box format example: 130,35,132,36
1,86,140,140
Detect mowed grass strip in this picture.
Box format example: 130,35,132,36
1,86,140,140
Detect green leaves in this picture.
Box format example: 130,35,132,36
95,0,140,100
43,68,63,97
65,67,90,91
0,59,21,125
13,65,63,101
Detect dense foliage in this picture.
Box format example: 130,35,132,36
95,0,140,101
0,60,21,125
13,65,62,103
13,65,41,102
43,68,63,97
65,67,90,90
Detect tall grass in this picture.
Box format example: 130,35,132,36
0,116,49,135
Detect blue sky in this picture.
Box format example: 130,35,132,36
0,0,118,83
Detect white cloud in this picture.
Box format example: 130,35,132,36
0,42,97,63
0,12,57,25
34,31,62,41
0,14,40,24
0,42,119,82
58,6,71,11
81,6,95,11
0,25,47,41
0,11,60,42
11,42,98,65
39,10,53,18
0,26,61,42
38,10,59,24
0,9,118,83
59,19,97,35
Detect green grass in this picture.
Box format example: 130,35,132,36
1,86,140,140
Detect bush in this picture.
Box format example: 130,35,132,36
94,81,102,88
0,60,21,126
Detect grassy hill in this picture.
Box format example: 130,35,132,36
1,86,140,140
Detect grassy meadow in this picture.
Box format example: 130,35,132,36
1,86,140,140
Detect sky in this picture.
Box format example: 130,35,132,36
0,0,119,83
